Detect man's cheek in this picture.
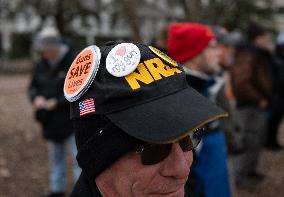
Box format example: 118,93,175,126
185,151,194,167
132,181,146,196
132,167,161,195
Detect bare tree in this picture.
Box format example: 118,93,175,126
185,0,202,22
121,0,142,42
2,0,275,40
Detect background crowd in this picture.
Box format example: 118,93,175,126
150,21,284,197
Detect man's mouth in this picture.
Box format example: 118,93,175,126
148,183,185,196
159,186,184,195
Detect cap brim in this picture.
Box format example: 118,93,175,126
106,86,228,144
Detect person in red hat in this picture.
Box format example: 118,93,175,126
168,23,231,197
168,23,220,78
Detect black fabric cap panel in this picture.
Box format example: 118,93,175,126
70,43,187,118
70,42,227,145
107,85,226,143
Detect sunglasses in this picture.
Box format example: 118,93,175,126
136,127,204,165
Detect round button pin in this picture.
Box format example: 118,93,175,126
149,46,178,67
64,45,101,102
106,43,141,77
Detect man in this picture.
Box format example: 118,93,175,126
213,27,245,194
214,27,239,69
167,23,231,197
64,41,228,196
231,22,273,186
213,27,244,155
28,26,80,197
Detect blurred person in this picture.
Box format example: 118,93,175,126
214,27,238,69
28,26,80,197
168,23,231,197
61,42,229,196
230,22,273,186
266,32,284,150
213,27,244,154
213,27,245,195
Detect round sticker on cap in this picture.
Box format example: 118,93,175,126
64,45,101,102
106,43,141,77
149,46,178,67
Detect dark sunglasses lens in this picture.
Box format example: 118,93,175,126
140,128,204,165
179,137,194,151
141,144,171,165
179,128,203,151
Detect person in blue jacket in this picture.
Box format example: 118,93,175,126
168,23,231,197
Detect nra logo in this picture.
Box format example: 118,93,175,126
124,57,182,90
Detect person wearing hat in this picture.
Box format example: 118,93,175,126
167,23,231,197
230,22,273,187
212,27,244,154
63,41,228,196
212,26,245,194
213,27,242,70
28,26,80,197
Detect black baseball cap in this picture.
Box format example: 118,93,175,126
65,41,227,144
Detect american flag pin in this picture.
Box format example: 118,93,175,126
79,98,96,116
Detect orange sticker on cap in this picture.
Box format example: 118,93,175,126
149,46,178,67
64,45,101,102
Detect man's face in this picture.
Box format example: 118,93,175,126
217,44,236,69
202,39,221,74
41,47,60,61
96,143,193,197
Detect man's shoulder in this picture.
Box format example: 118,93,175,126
70,173,102,197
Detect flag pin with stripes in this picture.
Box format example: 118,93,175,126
79,98,96,116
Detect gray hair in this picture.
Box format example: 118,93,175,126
33,26,62,51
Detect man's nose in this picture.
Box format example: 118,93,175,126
160,143,192,179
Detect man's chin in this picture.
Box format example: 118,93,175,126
147,186,184,197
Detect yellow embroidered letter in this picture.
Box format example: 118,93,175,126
124,63,154,90
165,65,182,75
144,58,182,80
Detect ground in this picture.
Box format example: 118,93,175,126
0,74,283,197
